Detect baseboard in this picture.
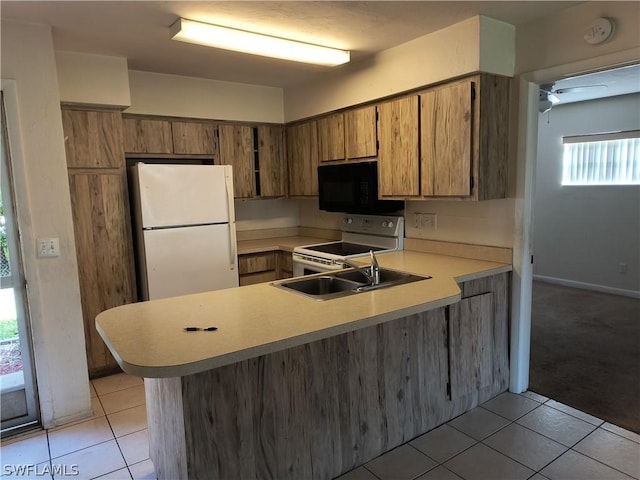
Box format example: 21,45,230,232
533,275,640,299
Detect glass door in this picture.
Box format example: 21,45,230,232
0,92,39,433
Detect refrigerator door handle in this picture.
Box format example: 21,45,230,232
225,167,237,270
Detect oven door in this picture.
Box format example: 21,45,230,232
292,254,345,276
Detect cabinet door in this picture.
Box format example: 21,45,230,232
68,172,137,375
276,251,293,279
448,292,494,399
219,125,255,198
172,121,218,156
421,80,473,197
344,106,377,160
286,121,318,196
257,125,286,198
62,109,124,168
377,96,419,197
317,113,345,162
122,117,173,154
238,252,277,286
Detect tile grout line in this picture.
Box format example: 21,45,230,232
565,447,640,480
98,381,151,479
93,383,132,479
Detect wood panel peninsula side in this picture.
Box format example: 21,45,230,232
96,251,512,479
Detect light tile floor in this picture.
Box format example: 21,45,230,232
1,374,153,480
1,373,639,480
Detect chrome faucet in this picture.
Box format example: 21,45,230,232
343,250,381,285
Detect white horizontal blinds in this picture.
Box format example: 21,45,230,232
562,130,640,185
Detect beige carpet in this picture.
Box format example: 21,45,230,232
529,280,640,434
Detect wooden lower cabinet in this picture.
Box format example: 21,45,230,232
238,250,293,285
238,252,277,286
449,272,510,403
276,251,293,279
146,272,510,480
68,171,137,375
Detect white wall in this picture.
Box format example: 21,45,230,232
404,200,514,248
298,199,344,231
55,51,131,107
284,15,515,121
534,94,640,295
234,199,299,232
126,70,284,123
1,20,91,428
516,2,640,75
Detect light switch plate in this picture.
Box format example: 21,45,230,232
37,238,60,258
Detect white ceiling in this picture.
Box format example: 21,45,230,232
3,0,638,104
2,1,583,88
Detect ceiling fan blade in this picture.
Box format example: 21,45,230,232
554,84,607,94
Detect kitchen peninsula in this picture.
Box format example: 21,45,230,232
97,249,511,479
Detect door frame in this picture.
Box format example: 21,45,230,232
0,84,40,433
510,48,640,393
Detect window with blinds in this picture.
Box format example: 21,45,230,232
561,130,640,186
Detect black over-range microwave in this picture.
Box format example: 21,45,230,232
318,161,404,214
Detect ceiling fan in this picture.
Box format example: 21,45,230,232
538,82,608,113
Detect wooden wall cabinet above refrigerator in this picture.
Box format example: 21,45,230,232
122,116,219,159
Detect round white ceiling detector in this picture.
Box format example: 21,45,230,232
583,18,614,45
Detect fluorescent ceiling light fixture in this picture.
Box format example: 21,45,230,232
170,18,350,67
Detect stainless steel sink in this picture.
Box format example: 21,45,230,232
333,267,411,285
273,268,431,301
277,275,362,300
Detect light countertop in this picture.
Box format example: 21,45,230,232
96,250,511,378
237,236,332,254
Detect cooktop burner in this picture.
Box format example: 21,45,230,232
304,242,385,256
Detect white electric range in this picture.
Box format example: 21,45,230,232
293,214,404,276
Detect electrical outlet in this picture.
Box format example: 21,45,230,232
37,238,60,258
619,262,628,274
413,213,437,230
421,213,437,230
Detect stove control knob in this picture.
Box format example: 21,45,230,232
388,221,394,228
381,220,388,227
344,217,353,224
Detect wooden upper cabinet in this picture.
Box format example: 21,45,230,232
317,113,345,162
62,109,124,168
257,125,286,198
172,121,218,157
219,124,255,199
286,121,319,197
122,117,172,154
377,96,420,197
421,80,473,197
344,105,377,160
420,74,510,200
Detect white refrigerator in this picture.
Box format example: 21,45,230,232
130,163,239,301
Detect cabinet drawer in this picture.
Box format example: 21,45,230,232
238,252,276,274
239,271,277,286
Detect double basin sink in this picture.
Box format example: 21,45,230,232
273,267,431,301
